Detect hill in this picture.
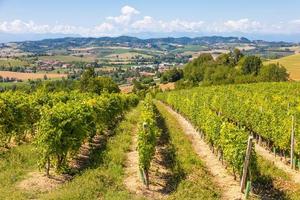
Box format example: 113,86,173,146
265,53,300,80
9,36,277,54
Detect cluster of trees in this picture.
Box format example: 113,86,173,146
160,68,183,83
79,67,120,94
173,49,289,88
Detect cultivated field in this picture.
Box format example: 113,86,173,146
39,55,96,62
265,53,300,80
105,52,152,59
0,58,29,67
0,71,67,80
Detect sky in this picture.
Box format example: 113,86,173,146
1,0,300,41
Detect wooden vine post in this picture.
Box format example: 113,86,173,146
258,106,263,145
46,157,50,177
291,115,295,169
241,136,253,193
142,122,150,188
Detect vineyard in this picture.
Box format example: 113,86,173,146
157,82,300,161
0,89,138,176
2,82,300,199
156,82,300,198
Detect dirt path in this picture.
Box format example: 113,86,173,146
255,144,300,184
124,128,171,199
17,133,105,195
71,134,105,170
159,102,243,200
17,172,71,194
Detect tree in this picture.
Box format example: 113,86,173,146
241,56,262,75
204,65,236,85
93,77,120,94
160,68,183,83
80,68,120,94
216,53,234,66
183,53,214,82
259,63,289,82
232,48,243,64
80,67,96,92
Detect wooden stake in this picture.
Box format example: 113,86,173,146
291,115,295,169
241,136,253,193
46,157,50,177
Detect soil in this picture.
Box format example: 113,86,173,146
17,171,71,193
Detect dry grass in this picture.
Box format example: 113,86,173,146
120,85,134,94
106,52,152,59
39,55,96,62
0,71,67,80
159,82,175,91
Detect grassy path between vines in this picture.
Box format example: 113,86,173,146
252,153,300,199
0,144,40,199
155,101,221,200
255,144,300,184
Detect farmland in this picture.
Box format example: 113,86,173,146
1,35,300,200
38,55,96,62
0,58,29,67
2,81,300,199
0,71,67,80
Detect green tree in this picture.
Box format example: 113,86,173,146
80,67,96,92
93,77,120,94
232,48,243,64
183,53,214,82
241,56,262,75
80,68,120,94
259,63,289,82
160,68,183,83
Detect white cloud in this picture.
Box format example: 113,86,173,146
223,18,262,32
107,5,139,25
290,19,300,24
94,22,114,32
166,20,204,32
1,6,300,37
0,19,51,33
132,16,154,30
121,5,139,15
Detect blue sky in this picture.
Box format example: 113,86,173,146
1,0,300,40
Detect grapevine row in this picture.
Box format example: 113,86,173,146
0,90,139,174
137,95,160,187
156,90,258,180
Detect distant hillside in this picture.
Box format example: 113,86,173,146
12,36,255,53
265,53,300,80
